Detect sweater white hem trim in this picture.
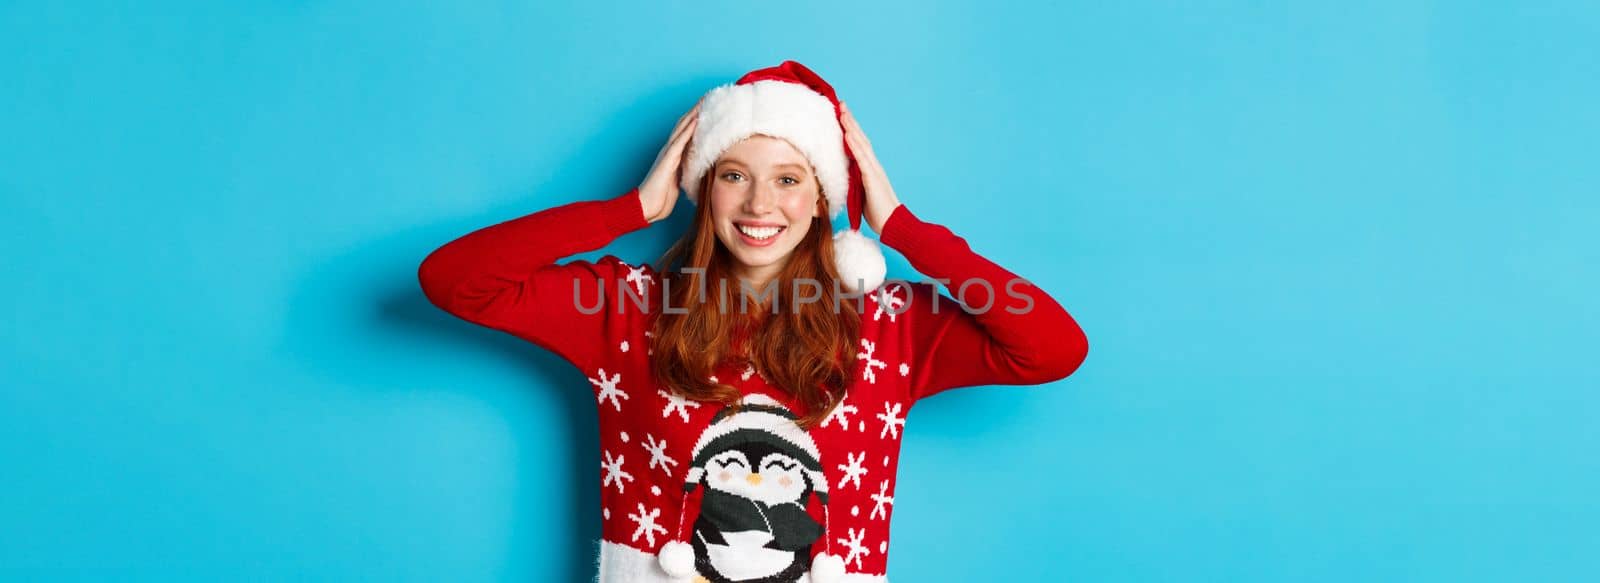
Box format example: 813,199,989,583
594,539,889,583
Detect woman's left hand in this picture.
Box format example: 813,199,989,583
840,102,903,235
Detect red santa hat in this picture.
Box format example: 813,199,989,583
678,60,887,294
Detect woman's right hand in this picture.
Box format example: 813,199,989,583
637,97,703,224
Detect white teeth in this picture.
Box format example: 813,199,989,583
737,224,783,240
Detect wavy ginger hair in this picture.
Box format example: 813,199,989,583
647,169,862,430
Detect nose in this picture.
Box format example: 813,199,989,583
743,183,778,215
746,473,763,486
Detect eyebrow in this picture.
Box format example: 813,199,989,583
718,158,810,173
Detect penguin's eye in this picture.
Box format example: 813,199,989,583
714,457,748,469
762,459,797,471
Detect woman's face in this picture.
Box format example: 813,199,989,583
708,134,822,285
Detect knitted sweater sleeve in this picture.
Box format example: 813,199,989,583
417,188,651,373
876,203,1089,403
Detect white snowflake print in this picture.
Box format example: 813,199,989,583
870,285,906,323
870,479,895,520
836,451,868,490
643,331,654,355
856,338,887,384
820,395,859,430
899,362,909,377
877,401,905,440
620,340,629,353
589,368,628,412
642,434,678,476
628,502,667,547
657,388,703,423
601,450,634,493
837,527,871,569
625,264,653,298
745,361,772,383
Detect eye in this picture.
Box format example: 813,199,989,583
715,457,748,469
762,458,797,471
720,171,744,182
779,176,799,185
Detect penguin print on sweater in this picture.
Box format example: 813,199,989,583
682,394,831,583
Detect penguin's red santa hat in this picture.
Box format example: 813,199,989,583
678,60,887,294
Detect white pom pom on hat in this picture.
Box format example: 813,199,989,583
678,60,886,294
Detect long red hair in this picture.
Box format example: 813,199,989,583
647,171,862,429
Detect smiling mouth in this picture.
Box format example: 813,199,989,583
736,224,786,241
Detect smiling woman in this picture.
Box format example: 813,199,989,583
417,60,1088,583
650,136,857,433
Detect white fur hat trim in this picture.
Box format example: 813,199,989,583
680,80,849,219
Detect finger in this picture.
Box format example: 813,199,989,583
673,108,696,134
670,112,698,142
675,114,699,144
851,139,881,169
839,110,880,165
860,147,882,170
854,132,874,155
844,113,869,146
847,113,870,144
844,133,870,158
668,119,699,156
845,134,872,163
674,99,703,130
843,124,871,154
683,98,704,121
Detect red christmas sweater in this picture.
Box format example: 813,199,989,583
418,187,1088,582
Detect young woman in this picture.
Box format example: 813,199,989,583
418,61,1088,583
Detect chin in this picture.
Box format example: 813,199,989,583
731,249,784,270
721,236,791,270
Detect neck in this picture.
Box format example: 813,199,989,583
733,264,781,301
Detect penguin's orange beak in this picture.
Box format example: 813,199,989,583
746,473,763,486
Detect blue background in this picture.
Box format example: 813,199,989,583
3,1,1597,581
